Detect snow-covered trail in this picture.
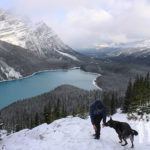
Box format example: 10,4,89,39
0,113,150,150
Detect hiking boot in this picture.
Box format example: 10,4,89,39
94,136,100,139
94,134,100,139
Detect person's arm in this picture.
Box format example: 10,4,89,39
90,104,95,125
90,104,97,131
98,100,106,124
102,107,106,127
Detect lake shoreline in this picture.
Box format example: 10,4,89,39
0,67,102,110
0,67,102,90
79,69,102,90
0,67,80,83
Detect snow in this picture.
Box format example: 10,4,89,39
93,79,102,91
133,40,150,48
56,50,79,61
0,113,150,150
1,66,22,79
0,10,73,57
107,39,150,57
0,60,22,79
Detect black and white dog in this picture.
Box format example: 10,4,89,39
105,117,138,148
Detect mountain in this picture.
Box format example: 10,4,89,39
104,42,150,66
106,40,150,58
0,8,87,81
108,47,150,58
82,40,150,66
0,9,79,58
0,113,148,150
77,48,120,57
78,40,150,58
0,40,47,81
114,40,150,49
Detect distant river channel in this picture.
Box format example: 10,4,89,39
0,68,100,109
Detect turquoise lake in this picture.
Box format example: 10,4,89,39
0,68,100,110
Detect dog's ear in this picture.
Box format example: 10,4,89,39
110,117,112,120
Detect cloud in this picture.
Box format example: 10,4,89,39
1,0,150,49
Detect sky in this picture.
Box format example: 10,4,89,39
0,0,150,49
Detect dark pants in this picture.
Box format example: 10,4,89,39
93,115,102,138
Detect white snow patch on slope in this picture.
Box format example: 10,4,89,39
56,50,79,61
0,60,22,79
0,113,150,150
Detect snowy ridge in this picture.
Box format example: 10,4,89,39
133,40,150,48
123,40,150,48
0,8,76,60
1,113,150,150
107,40,150,57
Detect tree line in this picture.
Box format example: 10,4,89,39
0,85,99,132
0,85,121,133
122,72,150,115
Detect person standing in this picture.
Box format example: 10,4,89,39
90,100,106,139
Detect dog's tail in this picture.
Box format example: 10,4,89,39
131,129,138,136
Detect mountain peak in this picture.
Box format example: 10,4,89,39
0,8,74,57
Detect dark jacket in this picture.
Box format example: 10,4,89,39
90,100,106,125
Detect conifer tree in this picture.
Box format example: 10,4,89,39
53,98,61,120
56,98,60,119
16,124,22,132
43,106,48,123
30,117,35,129
123,79,132,113
0,112,3,130
43,105,51,124
123,73,150,115
72,109,76,117
61,103,67,118
76,104,87,119
34,112,40,126
47,103,52,124
110,93,116,115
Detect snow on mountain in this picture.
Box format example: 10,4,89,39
0,60,22,80
108,47,150,57
117,40,150,49
1,113,150,150
133,40,150,48
0,8,78,60
0,9,29,49
55,50,79,61
107,40,150,57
